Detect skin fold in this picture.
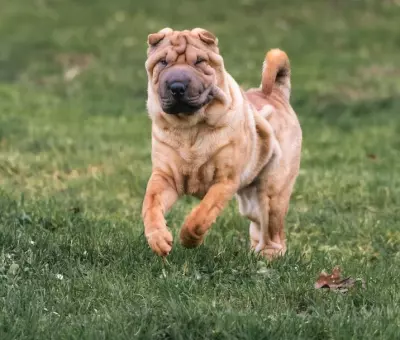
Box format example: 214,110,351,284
142,28,302,259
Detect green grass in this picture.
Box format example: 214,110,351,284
1,0,400,338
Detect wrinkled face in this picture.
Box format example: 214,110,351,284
145,28,225,116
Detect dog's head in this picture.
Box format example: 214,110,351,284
145,28,230,124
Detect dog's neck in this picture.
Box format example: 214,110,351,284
203,72,241,127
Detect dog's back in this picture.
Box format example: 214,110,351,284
246,49,302,196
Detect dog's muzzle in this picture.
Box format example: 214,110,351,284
158,68,213,115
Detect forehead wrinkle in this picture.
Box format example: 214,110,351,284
186,34,219,54
166,48,178,62
185,45,199,63
169,31,181,45
151,31,219,63
164,33,188,61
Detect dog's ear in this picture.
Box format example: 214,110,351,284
193,28,218,46
147,32,165,47
147,28,173,47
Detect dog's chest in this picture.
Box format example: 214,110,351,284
178,145,217,198
154,125,231,198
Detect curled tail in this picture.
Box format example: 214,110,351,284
261,49,291,100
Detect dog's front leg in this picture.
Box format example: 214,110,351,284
180,180,238,248
142,171,179,256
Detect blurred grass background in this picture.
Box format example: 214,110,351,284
1,0,400,339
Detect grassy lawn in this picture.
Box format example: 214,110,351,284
1,0,400,338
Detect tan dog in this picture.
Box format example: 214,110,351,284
142,28,302,259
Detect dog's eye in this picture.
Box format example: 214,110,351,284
195,57,206,65
159,59,168,66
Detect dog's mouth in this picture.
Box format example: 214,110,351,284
160,87,214,115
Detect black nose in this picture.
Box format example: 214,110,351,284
169,82,187,97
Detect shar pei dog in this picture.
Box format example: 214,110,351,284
142,28,302,259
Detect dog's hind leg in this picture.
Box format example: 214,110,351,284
251,181,288,260
249,221,260,249
259,196,289,258
253,192,272,253
238,184,284,258
237,186,271,253
237,186,261,250
258,186,294,259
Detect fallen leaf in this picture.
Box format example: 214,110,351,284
314,266,341,289
314,266,366,293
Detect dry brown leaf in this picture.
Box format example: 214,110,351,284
314,266,366,293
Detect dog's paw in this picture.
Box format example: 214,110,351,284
250,239,286,260
146,229,173,256
180,207,212,248
180,225,205,248
250,238,259,250
249,224,260,250
259,242,287,261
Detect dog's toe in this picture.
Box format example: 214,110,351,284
179,226,204,248
146,229,173,256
